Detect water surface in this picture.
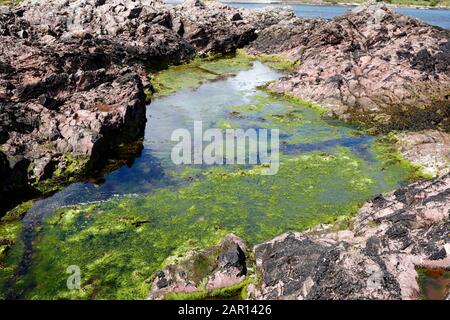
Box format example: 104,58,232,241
2,59,415,299
165,1,450,29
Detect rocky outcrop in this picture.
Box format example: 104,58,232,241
243,2,450,132
248,173,450,300
147,173,449,300
149,234,247,300
0,0,256,212
172,0,256,53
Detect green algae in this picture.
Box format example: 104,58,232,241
240,49,299,72
0,0,22,4
168,166,205,180
1,57,429,300
0,200,37,299
34,154,90,195
216,119,235,130
262,88,328,114
17,202,229,299
164,277,255,300
149,50,299,99
9,144,417,299
0,220,21,246
224,91,356,144
371,135,433,181
1,200,35,222
149,52,254,98
0,216,25,299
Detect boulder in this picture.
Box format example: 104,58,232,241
149,234,247,300
395,130,450,177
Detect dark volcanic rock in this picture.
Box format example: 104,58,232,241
244,2,450,132
249,174,450,300
254,233,337,299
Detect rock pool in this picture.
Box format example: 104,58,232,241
0,55,420,299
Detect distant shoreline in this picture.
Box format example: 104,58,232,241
221,1,450,10
3,0,448,10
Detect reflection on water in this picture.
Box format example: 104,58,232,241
24,62,282,220
24,62,376,221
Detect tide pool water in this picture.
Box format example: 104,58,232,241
0,56,419,299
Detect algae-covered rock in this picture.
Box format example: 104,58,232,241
0,214,25,299
149,234,247,300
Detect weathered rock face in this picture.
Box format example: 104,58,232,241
172,0,256,53
244,2,450,132
0,0,256,211
149,234,247,300
249,174,450,300
396,130,450,177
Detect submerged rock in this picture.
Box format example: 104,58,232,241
149,234,247,300
249,173,450,300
